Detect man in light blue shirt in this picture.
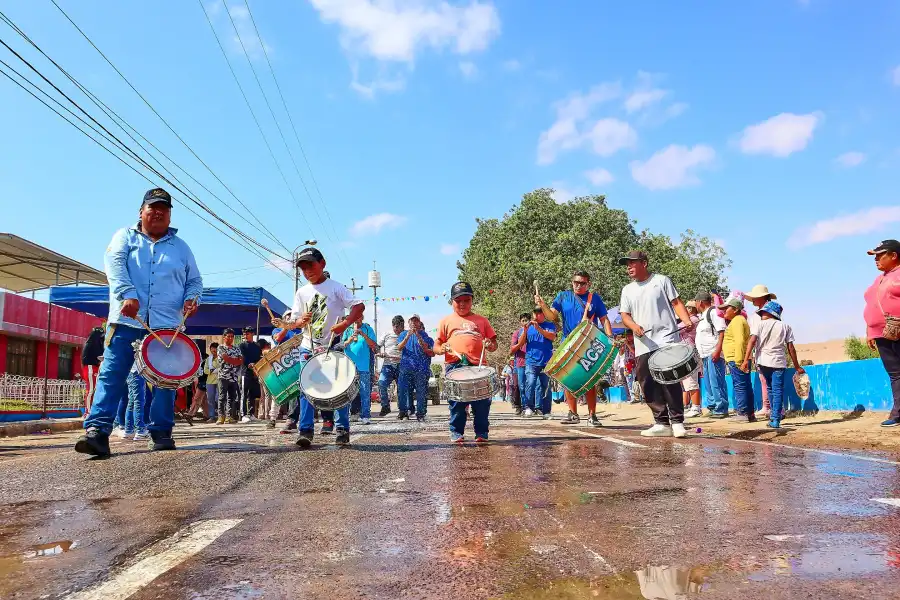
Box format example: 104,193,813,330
76,188,202,457
340,315,377,424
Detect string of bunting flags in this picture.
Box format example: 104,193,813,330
363,289,496,303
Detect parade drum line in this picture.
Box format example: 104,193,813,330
545,321,618,396
133,330,201,389
443,366,498,403
253,334,306,406
299,349,359,411
648,343,700,385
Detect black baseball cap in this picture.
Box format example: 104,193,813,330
142,188,173,208
868,240,900,255
450,281,474,299
243,326,256,333
533,306,543,313
296,247,325,265
223,328,234,335
618,250,648,265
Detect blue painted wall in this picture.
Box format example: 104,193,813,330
601,358,893,413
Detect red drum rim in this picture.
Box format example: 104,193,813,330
140,330,201,381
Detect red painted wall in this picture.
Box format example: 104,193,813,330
0,293,102,345
0,335,7,371
34,342,59,379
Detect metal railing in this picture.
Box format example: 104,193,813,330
0,373,84,412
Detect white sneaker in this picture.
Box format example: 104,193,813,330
360,418,371,425
524,408,534,417
240,416,251,424
684,407,700,418
350,414,360,423
672,423,687,438
133,431,150,441
112,427,127,439
640,424,673,437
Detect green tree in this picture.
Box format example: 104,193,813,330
845,335,879,360
457,188,731,367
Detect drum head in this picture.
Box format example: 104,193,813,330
300,352,357,399
648,344,695,370
446,366,493,381
141,331,201,381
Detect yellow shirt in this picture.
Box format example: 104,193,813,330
723,315,750,364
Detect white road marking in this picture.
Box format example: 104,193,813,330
764,534,806,541
568,429,648,448
872,498,900,507
64,519,242,600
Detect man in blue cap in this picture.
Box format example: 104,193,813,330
75,188,203,457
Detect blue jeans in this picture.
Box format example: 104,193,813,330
703,356,729,414
446,362,491,438
357,372,372,419
524,364,549,412
378,363,400,409
759,366,785,422
206,383,218,419
728,361,755,416
515,366,526,400
294,347,351,433
124,370,147,434
399,369,429,416
84,324,176,435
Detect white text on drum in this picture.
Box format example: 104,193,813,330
578,339,608,372
271,347,306,376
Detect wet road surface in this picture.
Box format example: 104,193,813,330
2,406,900,599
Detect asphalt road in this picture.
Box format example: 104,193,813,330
2,405,900,599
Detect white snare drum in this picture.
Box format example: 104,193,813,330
134,330,201,389
443,366,498,403
299,350,359,411
648,343,700,385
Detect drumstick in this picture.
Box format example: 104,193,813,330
533,280,540,298
133,313,169,348
166,297,197,349
260,297,277,321
582,291,593,322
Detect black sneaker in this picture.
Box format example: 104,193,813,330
335,428,351,446
416,415,426,423
74,427,110,457
397,411,408,420
268,419,277,429
514,408,523,416
588,413,602,428
296,430,314,448
321,420,334,435
560,411,581,425
149,432,176,451
379,406,391,417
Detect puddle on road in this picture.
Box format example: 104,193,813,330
748,533,895,580
500,565,710,599
22,539,76,558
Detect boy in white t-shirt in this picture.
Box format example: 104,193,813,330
740,301,805,430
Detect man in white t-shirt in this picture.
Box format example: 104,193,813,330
744,284,776,417
618,251,694,438
280,247,364,448
693,291,729,418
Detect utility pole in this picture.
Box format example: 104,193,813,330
349,278,363,297
368,261,381,342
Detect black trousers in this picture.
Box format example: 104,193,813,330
635,351,684,425
241,372,261,416
875,338,900,420
218,379,240,419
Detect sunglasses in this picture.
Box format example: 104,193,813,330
571,280,589,286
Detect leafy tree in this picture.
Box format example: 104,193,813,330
457,188,730,367
845,335,879,360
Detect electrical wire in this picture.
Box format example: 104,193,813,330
47,0,291,257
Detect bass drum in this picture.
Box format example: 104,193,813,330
299,350,359,411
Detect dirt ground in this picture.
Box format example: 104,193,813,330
593,400,900,457
795,339,848,365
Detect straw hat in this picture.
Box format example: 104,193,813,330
744,284,777,300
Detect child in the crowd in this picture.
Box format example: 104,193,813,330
681,301,703,417
741,301,805,429
721,298,755,421
434,282,499,444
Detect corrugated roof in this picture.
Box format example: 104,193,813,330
0,233,107,293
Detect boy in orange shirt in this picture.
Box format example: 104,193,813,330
434,282,499,444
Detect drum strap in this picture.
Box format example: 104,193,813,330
105,324,116,348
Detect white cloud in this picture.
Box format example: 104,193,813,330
584,167,614,186
350,65,406,98
501,59,521,71
625,88,668,113
629,144,716,190
550,181,588,204
350,213,409,236
665,102,688,119
535,83,622,165
835,151,866,168
439,243,461,255
738,112,822,157
583,118,638,157
891,65,900,87
787,206,900,249
459,61,478,79
308,0,500,95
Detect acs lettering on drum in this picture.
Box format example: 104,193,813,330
271,347,307,377
578,338,607,372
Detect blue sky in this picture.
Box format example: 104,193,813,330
2,0,899,342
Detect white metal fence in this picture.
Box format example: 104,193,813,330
0,373,84,412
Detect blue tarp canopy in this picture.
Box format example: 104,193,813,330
48,286,290,335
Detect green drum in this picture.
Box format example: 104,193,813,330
253,334,306,406
545,321,618,396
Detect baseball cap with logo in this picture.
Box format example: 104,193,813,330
295,247,325,265
142,188,173,208
617,250,648,265
867,240,900,256
450,281,474,299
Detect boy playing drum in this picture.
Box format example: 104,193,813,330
434,282,499,444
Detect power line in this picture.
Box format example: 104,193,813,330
0,30,291,276
197,0,317,239
46,0,291,257
240,0,353,273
